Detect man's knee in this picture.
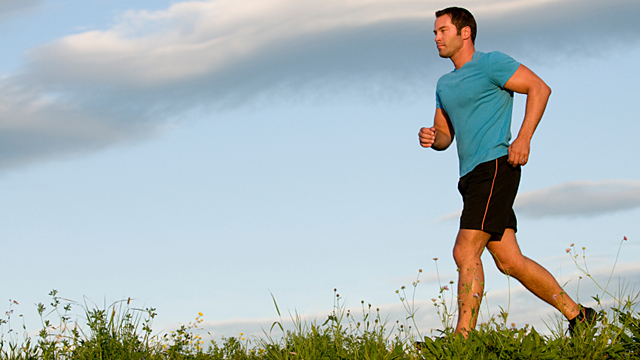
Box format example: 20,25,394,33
452,230,489,268
453,245,474,268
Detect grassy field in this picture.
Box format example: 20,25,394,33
2,239,638,359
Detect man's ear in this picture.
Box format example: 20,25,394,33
461,26,471,40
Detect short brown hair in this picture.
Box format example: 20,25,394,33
435,7,477,44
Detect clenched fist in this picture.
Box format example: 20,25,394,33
419,127,437,148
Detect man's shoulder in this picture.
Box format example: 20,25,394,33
475,51,518,66
474,51,521,84
436,69,455,89
476,50,511,59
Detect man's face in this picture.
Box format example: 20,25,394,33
433,15,463,58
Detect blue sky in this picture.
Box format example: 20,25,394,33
1,0,639,339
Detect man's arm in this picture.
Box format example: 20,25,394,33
503,64,552,166
419,108,455,150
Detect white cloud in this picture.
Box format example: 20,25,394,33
26,0,432,87
436,210,461,223
515,180,640,218
2,0,639,171
0,79,157,169
0,0,40,21
437,180,640,221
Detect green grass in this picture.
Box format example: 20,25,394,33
2,238,639,359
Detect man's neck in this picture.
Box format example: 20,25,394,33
450,46,475,70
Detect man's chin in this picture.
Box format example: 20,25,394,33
437,49,450,58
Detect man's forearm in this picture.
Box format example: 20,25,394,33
432,132,452,151
517,80,551,140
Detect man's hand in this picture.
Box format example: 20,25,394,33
508,136,530,166
419,127,437,148
420,109,454,151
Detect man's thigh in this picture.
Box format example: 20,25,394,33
458,156,521,238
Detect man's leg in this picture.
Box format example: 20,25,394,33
486,229,580,320
452,229,492,335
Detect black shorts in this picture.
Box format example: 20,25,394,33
458,155,520,239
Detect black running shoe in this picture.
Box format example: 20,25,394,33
568,306,597,336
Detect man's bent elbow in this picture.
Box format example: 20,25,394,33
543,83,552,98
536,80,551,99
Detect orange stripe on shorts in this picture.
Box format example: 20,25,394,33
481,158,499,231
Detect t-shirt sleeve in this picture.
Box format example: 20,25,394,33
486,51,521,87
435,77,445,110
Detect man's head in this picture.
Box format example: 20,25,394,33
435,7,476,44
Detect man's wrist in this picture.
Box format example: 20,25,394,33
516,133,533,142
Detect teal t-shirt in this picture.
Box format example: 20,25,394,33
436,51,520,177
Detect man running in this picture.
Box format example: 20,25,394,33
418,6,595,336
